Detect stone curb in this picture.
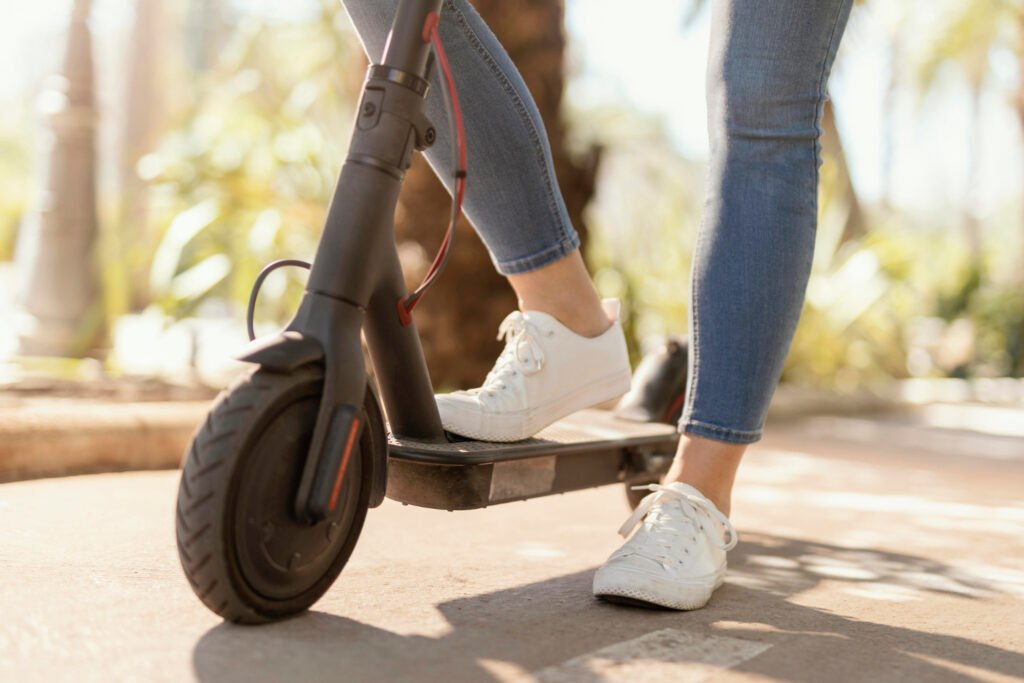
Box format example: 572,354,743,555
0,399,210,482
4,377,1022,482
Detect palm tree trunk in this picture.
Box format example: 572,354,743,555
964,77,984,269
1014,11,1024,375
881,30,902,211
16,0,102,356
1016,12,1024,287
119,0,166,312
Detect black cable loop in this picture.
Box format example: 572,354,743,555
245,258,311,341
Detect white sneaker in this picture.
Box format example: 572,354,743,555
434,298,632,442
592,482,738,610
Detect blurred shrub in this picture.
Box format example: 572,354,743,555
138,2,360,325
787,219,953,388
569,104,704,364
130,0,1023,387
950,282,1019,377
0,121,30,261
573,102,1024,386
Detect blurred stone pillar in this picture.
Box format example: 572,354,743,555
16,0,102,356
120,0,166,311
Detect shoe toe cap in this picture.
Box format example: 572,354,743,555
597,551,665,579
434,392,486,435
435,391,480,410
593,560,719,610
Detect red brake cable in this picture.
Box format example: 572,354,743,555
397,12,467,325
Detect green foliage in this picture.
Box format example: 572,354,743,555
126,0,1023,388
0,117,30,261
140,2,361,324
573,99,1024,386
915,0,1020,92
569,104,703,364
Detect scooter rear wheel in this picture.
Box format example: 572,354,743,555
175,365,371,624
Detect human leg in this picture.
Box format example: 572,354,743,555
341,0,626,438
664,436,745,516
662,0,856,513
595,0,854,610
679,0,855,446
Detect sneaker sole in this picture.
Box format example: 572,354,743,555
592,568,726,611
440,369,632,442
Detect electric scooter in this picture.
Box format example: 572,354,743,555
175,0,685,624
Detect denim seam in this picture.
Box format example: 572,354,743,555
446,1,572,247
678,211,703,435
684,275,701,431
675,232,700,432
494,235,581,275
682,418,762,444
681,2,848,442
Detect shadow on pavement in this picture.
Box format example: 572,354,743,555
192,533,1024,683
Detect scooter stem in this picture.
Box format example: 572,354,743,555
241,0,448,522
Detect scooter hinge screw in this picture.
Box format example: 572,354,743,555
362,101,377,117
424,127,436,145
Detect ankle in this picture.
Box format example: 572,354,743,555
662,472,732,515
520,299,611,338
663,435,747,517
507,250,611,338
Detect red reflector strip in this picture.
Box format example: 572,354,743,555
327,416,361,512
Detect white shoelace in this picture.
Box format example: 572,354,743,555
618,484,738,554
473,311,552,402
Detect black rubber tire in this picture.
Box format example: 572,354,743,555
175,365,371,624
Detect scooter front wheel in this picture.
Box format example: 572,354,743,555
175,365,371,624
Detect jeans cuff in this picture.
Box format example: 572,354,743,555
492,235,581,275
678,418,762,445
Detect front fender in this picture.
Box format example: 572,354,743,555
235,331,324,371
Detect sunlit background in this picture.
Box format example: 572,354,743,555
3,6,1023,676
1,0,1022,398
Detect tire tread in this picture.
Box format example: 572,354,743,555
175,365,371,625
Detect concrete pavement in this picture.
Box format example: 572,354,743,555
1,424,1022,682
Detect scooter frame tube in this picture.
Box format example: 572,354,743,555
239,0,449,520
311,0,446,441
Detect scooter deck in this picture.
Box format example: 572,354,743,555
386,409,678,510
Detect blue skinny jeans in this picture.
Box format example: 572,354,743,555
341,0,854,445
